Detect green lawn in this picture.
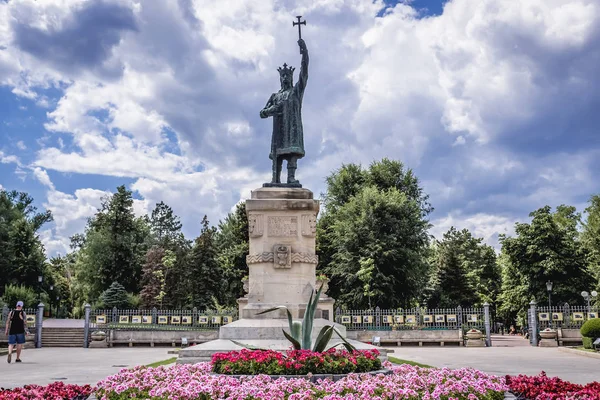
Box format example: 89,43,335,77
146,357,178,367
387,356,433,368
575,346,598,353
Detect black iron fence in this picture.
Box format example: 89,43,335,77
334,305,487,332
89,307,238,331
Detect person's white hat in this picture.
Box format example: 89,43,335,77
16,301,24,307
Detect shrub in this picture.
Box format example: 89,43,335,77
99,282,129,309
583,337,593,349
1,284,37,308
580,318,600,338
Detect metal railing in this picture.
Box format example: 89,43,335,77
1,305,38,329
334,305,486,332
89,307,238,331
536,304,599,330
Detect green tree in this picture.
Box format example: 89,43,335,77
317,159,432,309
73,185,150,300
498,205,593,322
186,216,223,309
427,227,500,308
0,190,52,296
582,195,600,299
99,281,129,309
215,202,249,306
149,201,185,248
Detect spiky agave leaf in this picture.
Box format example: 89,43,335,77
312,325,334,353
291,321,302,343
282,329,302,350
301,284,325,349
331,326,356,352
230,340,267,350
256,306,294,334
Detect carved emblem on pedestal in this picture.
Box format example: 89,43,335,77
248,214,264,237
268,216,298,237
301,214,317,237
273,244,291,268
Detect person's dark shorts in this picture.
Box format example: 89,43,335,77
8,333,26,345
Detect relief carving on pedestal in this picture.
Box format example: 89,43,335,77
268,216,298,237
301,214,317,237
248,214,264,237
273,244,291,269
245,250,318,266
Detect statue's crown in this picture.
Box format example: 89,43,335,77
278,63,295,77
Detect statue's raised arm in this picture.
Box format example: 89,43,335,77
295,39,309,98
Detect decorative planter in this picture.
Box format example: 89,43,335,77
213,368,392,382
465,330,485,347
539,329,558,347
91,331,106,341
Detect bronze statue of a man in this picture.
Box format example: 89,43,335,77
260,38,309,187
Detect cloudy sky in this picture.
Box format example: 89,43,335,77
0,0,599,256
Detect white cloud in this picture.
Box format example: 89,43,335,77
32,167,54,189
16,140,27,150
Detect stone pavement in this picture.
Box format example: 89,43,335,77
0,348,171,389
385,344,599,384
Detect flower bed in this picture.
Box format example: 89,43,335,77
211,349,382,375
96,362,507,399
0,381,93,400
506,372,600,399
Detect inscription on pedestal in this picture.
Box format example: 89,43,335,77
248,214,264,237
301,214,317,237
268,216,298,237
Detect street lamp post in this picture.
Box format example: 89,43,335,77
546,281,553,308
49,285,54,317
581,291,598,314
37,275,43,303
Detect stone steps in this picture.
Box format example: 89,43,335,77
41,327,85,347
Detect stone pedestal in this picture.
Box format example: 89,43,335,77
178,187,382,365
241,187,332,321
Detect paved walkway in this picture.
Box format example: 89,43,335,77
42,318,85,328
0,348,171,389
385,345,599,384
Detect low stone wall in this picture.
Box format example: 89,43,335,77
107,329,218,347
558,328,583,346
103,329,464,347
346,329,463,347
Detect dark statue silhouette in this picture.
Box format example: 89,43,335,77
260,20,308,188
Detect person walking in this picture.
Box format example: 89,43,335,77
5,301,29,363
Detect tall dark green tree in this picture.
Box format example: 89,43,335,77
582,195,600,298
0,190,52,296
74,185,149,300
216,202,249,306
498,205,593,322
427,227,500,308
186,216,223,309
318,159,432,309
149,201,185,248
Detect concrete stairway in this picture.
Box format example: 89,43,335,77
42,327,85,347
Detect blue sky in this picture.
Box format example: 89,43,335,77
1,0,599,256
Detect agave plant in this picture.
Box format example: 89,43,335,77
255,284,355,352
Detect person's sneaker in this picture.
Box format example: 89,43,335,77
15,359,22,363
7,351,11,363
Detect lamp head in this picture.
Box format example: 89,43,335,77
581,291,589,298
546,281,553,291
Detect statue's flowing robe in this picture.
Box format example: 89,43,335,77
269,51,308,160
